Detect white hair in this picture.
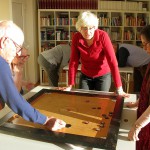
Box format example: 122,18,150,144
75,11,99,32
0,20,24,45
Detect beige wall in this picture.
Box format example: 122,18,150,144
0,0,12,20
0,0,39,84
24,0,39,84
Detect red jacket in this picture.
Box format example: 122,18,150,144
69,29,122,88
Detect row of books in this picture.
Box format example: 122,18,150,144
41,29,55,41
111,17,122,26
98,1,147,11
40,17,55,26
40,16,149,27
111,31,139,41
124,16,149,27
38,0,97,9
41,31,70,41
56,30,69,41
110,32,121,41
41,29,76,41
41,29,143,42
124,30,135,40
40,17,75,26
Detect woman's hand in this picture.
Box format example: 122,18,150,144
22,80,35,91
116,86,130,98
128,125,141,141
118,91,130,98
128,106,150,141
57,85,72,91
126,99,139,108
126,102,138,108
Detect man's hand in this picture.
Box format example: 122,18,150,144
44,117,66,131
12,47,30,68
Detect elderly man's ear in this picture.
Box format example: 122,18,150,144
0,37,6,49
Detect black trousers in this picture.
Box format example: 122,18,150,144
38,54,60,87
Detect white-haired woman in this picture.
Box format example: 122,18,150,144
62,11,128,97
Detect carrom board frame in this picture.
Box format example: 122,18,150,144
0,89,124,150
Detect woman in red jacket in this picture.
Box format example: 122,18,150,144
62,11,127,96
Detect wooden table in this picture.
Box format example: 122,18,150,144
0,86,136,150
63,64,134,93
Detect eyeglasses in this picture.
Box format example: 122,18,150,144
18,54,30,60
5,37,23,53
142,42,150,48
81,26,95,31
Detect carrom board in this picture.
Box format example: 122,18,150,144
0,89,124,150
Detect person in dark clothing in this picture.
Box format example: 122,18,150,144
38,44,71,87
128,25,150,150
112,42,150,67
112,42,150,93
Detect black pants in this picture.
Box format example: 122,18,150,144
38,54,60,87
79,72,111,92
134,64,148,93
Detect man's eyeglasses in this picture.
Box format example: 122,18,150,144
5,37,23,53
18,54,30,60
142,42,150,48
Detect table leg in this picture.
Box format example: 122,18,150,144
66,71,68,86
126,73,131,93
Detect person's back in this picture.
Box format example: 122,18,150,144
38,44,71,86
117,43,150,93
118,43,150,67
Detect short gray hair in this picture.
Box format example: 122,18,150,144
75,11,99,32
0,20,24,44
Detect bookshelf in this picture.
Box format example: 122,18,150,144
38,0,150,85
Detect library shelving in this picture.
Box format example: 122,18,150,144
38,0,150,85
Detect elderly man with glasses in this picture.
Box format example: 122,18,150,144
0,20,66,131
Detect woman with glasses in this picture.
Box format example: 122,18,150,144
61,11,128,97
0,20,66,131
128,25,150,150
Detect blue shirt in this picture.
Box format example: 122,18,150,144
0,56,46,124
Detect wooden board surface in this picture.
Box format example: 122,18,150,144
10,92,115,138
0,89,124,149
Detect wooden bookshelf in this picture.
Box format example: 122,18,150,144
38,0,150,85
